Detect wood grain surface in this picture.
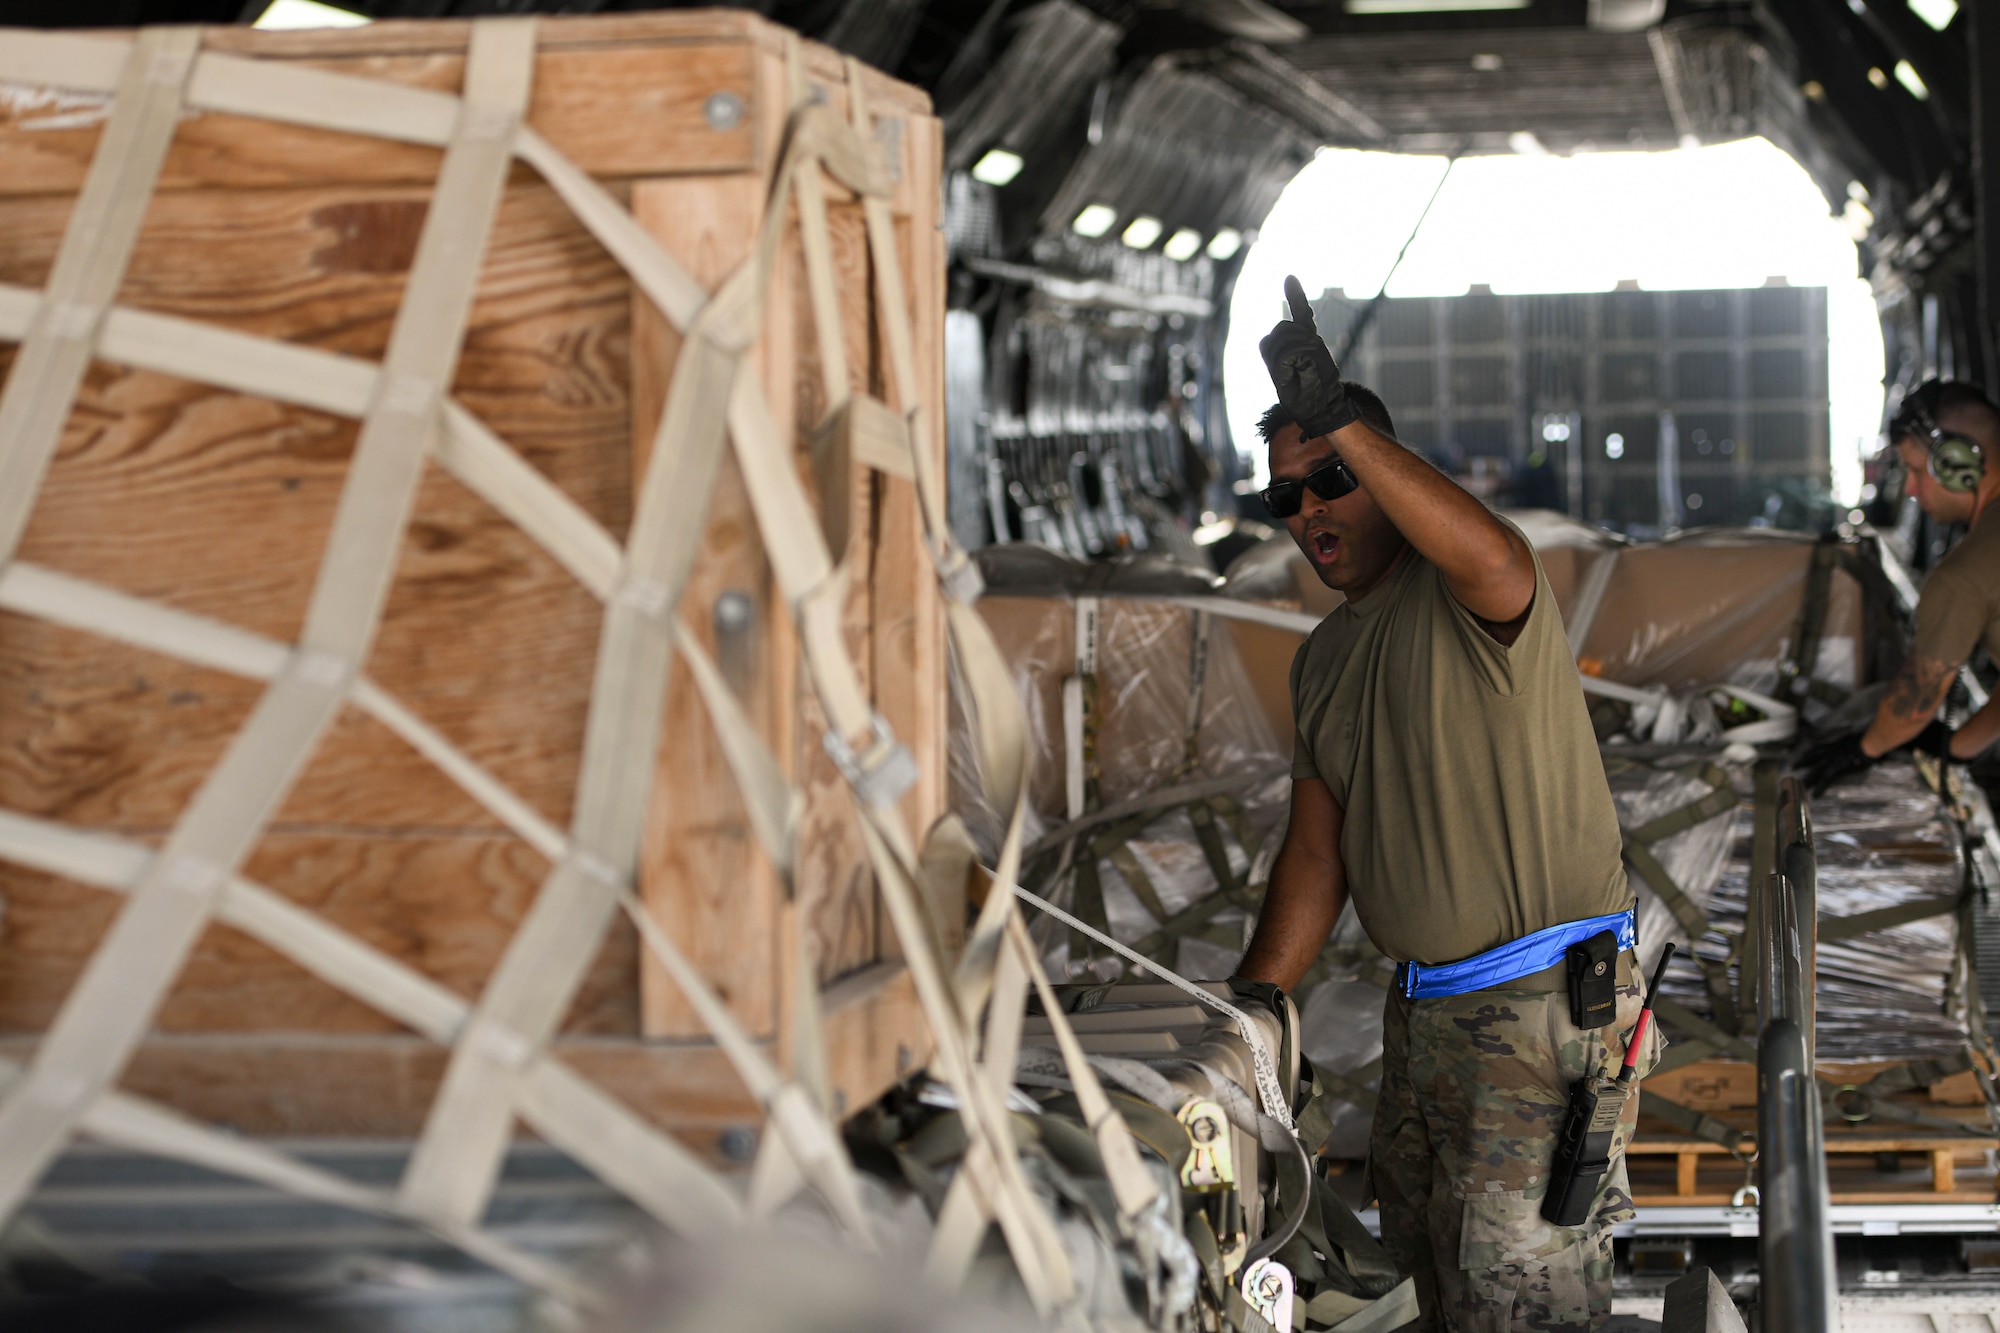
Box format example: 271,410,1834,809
0,13,944,1137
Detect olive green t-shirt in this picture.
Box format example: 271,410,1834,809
1289,532,1631,965
1912,511,2000,669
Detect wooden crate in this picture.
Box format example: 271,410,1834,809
0,12,944,1152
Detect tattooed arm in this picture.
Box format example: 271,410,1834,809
1861,652,1958,757
1950,695,2000,760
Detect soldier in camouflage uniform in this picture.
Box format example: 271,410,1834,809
1375,971,1661,1324
1237,280,1655,1330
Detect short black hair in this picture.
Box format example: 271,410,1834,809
1893,379,2000,446
1257,383,1396,448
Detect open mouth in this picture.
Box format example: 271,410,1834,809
1307,529,1339,563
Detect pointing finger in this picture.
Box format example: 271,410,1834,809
1283,275,1317,331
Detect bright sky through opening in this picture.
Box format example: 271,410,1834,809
1225,138,1883,505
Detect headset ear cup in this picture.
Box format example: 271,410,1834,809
1929,435,1986,494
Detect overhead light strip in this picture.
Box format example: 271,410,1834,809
1344,0,1530,13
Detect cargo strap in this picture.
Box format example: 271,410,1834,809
1817,893,1965,942
0,23,1156,1317
0,21,535,1226
1610,758,1745,1034
1640,1092,1752,1158
1017,885,1297,1133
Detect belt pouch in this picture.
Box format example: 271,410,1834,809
1565,929,1620,1029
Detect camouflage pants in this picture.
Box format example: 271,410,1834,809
1369,967,1662,1331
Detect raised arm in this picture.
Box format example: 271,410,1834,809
1260,276,1533,624
1238,776,1346,991
1323,416,1534,624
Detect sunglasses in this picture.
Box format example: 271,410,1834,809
1260,457,1358,519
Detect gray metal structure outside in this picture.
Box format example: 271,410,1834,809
1312,285,1830,532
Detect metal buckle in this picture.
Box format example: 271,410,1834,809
936,548,985,605
823,712,918,809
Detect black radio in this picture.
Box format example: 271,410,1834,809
1542,945,1675,1227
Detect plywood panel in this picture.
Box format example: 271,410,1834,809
632,164,785,1040
0,836,637,1037
0,14,930,199
0,959,917,1150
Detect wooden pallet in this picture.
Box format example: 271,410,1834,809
1629,1133,2000,1205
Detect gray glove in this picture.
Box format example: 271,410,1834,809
1258,275,1359,441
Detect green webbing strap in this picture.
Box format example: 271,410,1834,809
1300,1165,1400,1299
1609,758,1744,1033
1646,999,1757,1096
1818,1050,1988,1133
1621,836,1714,948
1821,1080,1984,1134
1852,1050,1975,1098
1209,793,1257,860
1817,893,1965,943
1188,798,1240,901
1623,837,1742,1035
1127,883,1263,959
1179,608,1211,777
1023,769,1284,863
1105,840,1173,930
1296,1070,1335,1157
1624,763,1738,844
1313,1061,1381,1124
1071,849,1109,964
1641,1091,1751,1157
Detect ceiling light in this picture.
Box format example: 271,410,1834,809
1802,80,1826,101
1121,215,1164,249
1072,204,1118,238
1867,66,1890,89
1206,228,1244,261
970,149,1024,187
1605,433,1625,460
252,0,371,28
1344,0,1528,11
1508,131,1548,156
1162,228,1203,262
1893,59,1929,99
1842,198,1875,241
1471,53,1504,71
1908,0,1957,29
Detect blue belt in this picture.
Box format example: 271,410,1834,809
1394,908,1636,999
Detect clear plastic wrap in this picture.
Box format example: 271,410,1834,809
1652,757,1972,1060
1578,538,1860,695
1219,520,1863,696
957,596,1286,827
1607,759,1745,961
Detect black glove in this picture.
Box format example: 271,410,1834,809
1258,276,1360,442
1798,730,1876,795
1908,719,1957,760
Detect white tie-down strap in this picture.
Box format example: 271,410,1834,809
1014,886,1297,1134
0,27,198,570
0,12,544,1245
393,109,829,1230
